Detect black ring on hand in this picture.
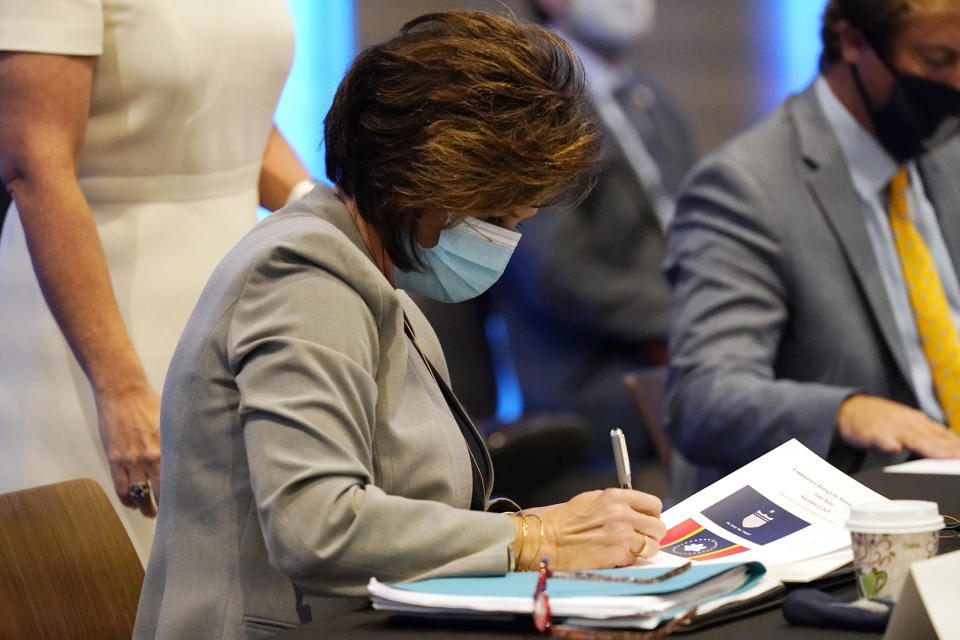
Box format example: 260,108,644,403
129,482,151,501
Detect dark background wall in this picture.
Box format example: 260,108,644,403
352,0,824,156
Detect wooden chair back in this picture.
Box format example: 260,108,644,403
623,366,672,477
0,478,144,639
623,367,700,504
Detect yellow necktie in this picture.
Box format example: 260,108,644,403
888,167,960,433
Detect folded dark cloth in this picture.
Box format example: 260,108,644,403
782,588,892,632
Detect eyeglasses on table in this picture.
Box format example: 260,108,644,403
532,558,697,639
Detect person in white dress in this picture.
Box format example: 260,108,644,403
0,0,312,564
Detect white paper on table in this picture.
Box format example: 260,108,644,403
883,549,960,640
649,439,885,582
765,548,852,583
883,458,960,475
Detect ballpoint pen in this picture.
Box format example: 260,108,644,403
610,428,632,489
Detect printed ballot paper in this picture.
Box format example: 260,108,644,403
653,439,886,582
369,440,885,631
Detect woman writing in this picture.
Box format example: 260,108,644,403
134,12,665,638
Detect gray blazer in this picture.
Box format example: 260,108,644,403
133,186,514,640
664,83,960,488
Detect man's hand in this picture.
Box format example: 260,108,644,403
836,395,960,458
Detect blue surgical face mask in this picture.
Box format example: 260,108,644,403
393,217,521,303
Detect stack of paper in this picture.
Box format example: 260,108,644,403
370,562,771,630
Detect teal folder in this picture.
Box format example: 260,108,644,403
370,561,778,631
392,562,766,599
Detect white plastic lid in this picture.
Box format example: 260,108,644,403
845,500,944,534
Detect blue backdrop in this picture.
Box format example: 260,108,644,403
274,1,355,190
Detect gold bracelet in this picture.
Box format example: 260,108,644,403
520,514,530,570
525,513,544,537
524,513,545,571
511,512,526,570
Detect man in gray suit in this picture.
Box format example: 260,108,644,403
665,0,960,489
487,0,695,465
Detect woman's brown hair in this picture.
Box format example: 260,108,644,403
324,10,601,270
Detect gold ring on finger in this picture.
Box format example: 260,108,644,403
631,534,649,557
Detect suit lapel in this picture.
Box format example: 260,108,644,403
789,86,912,380
920,139,960,278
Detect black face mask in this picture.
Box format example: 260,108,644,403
850,61,960,162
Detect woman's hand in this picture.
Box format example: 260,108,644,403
513,489,665,571
94,382,162,516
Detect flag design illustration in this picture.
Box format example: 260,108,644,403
659,518,749,560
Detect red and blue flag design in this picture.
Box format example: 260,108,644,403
659,518,749,560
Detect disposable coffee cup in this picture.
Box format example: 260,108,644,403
845,500,943,601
